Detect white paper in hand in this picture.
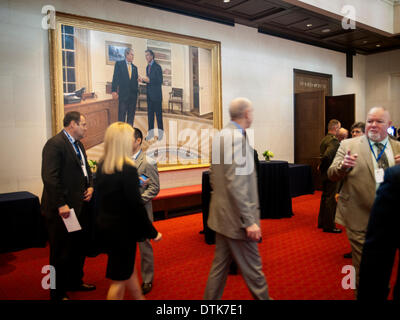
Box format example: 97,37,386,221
62,208,82,233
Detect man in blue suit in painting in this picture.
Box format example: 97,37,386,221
139,49,163,140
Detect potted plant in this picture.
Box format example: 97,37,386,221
262,150,274,162
88,159,98,173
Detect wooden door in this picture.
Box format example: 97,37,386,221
294,90,325,190
325,94,355,133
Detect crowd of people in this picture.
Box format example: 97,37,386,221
41,112,161,300
41,98,400,301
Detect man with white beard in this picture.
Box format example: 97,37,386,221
328,107,400,290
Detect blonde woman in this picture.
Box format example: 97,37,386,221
96,122,161,300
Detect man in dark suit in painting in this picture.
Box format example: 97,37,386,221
140,49,163,140
111,48,139,125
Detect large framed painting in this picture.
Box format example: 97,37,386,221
49,12,222,171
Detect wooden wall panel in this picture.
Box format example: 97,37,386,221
64,98,118,149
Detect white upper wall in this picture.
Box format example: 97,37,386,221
365,49,400,126
0,0,366,196
297,0,396,34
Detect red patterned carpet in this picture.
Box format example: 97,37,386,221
0,192,397,300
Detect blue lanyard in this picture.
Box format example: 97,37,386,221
135,150,142,160
63,130,82,163
368,140,387,163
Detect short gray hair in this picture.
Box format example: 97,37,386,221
229,97,252,120
125,48,133,57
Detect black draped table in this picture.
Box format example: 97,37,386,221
202,161,314,244
0,192,47,253
258,160,293,219
289,163,314,197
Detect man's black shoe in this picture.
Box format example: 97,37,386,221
323,228,342,234
51,293,70,301
142,282,152,295
344,252,352,259
67,283,96,292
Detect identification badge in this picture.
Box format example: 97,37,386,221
81,163,88,178
375,168,384,183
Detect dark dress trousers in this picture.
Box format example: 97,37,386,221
41,131,93,300
358,165,400,301
111,60,139,125
146,61,163,134
95,162,158,281
318,133,339,230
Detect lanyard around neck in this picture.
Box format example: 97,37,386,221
368,139,387,163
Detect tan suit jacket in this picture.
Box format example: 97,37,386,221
207,122,260,240
328,135,400,231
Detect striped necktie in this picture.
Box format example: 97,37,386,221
375,143,389,169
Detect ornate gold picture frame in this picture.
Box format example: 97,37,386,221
49,12,222,171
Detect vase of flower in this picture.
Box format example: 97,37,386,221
88,159,98,173
263,150,274,162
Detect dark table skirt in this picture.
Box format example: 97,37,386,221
0,192,47,253
201,161,314,244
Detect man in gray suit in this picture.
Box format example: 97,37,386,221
132,127,160,295
328,107,400,289
204,97,270,300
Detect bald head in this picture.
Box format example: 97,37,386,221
366,107,392,142
229,97,254,129
367,107,390,120
337,128,348,142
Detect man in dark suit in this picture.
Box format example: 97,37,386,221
318,119,342,233
111,48,139,125
140,49,163,140
358,164,400,301
132,127,160,295
41,111,95,300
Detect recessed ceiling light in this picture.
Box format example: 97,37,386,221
321,28,331,33
376,44,381,47
363,40,368,44
306,24,313,27
224,0,231,3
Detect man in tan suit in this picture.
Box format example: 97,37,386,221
328,107,400,288
204,98,270,300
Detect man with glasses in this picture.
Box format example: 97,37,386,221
41,111,95,300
